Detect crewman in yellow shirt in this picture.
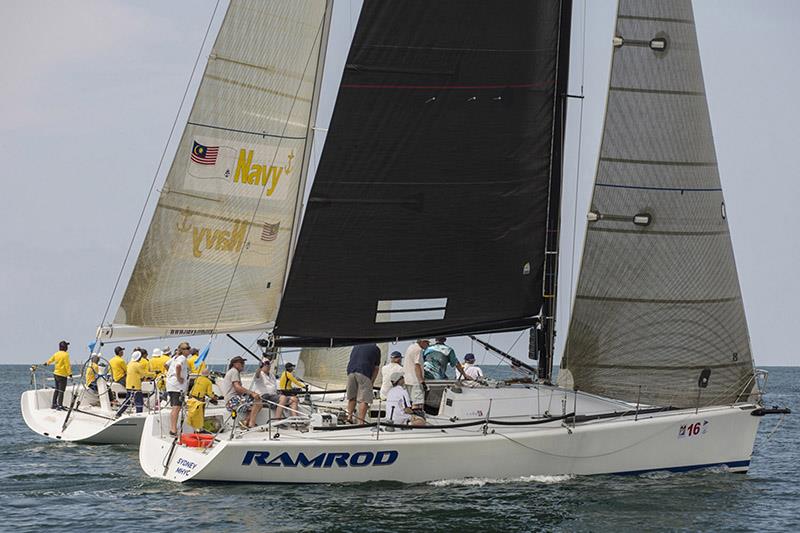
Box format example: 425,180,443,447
125,351,153,413
43,340,72,410
148,348,170,394
109,346,127,385
187,368,219,430
85,354,101,390
275,362,305,420
187,347,207,374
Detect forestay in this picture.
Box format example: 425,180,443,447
559,0,755,407
103,1,330,340
277,0,570,344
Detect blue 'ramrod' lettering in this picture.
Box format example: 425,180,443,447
242,450,399,468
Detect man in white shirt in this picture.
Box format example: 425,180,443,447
221,356,262,428
166,342,190,436
463,353,484,380
380,351,404,399
385,372,424,426
402,339,429,409
252,358,279,406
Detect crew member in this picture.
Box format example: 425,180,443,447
385,372,425,426
220,356,262,429
166,343,190,436
253,358,279,408
380,351,403,400
148,348,170,396
276,362,305,420
187,368,218,431
402,339,428,410
43,340,72,410
462,353,484,380
125,351,152,413
85,354,101,391
345,343,381,424
423,337,470,381
109,346,127,385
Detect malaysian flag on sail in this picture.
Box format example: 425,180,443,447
261,221,280,241
191,141,219,165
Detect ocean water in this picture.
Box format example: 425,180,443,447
1,364,797,532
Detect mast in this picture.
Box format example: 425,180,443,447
538,0,573,382
283,0,335,290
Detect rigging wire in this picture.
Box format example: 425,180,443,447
567,0,588,308
95,0,222,334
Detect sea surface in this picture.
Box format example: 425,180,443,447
1,364,797,532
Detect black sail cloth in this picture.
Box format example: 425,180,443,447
276,0,570,344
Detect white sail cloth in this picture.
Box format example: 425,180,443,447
106,0,329,340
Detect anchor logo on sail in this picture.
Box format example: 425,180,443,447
176,208,193,233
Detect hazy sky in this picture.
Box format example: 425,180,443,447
1,1,797,367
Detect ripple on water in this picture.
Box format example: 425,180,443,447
429,474,575,487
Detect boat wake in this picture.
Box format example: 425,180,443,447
429,474,574,487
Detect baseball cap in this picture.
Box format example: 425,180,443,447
390,351,402,359
230,356,246,365
464,353,476,363
284,362,295,371
114,346,125,355
59,340,70,350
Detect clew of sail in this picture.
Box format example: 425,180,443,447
104,1,330,340
559,0,756,408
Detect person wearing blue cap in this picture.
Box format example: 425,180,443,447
463,353,484,380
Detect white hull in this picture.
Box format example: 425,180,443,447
22,373,231,445
21,388,148,444
139,385,761,483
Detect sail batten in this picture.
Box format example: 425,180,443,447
560,0,755,408
110,1,330,339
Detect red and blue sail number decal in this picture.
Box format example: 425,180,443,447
678,420,709,439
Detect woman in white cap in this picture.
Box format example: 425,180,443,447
384,372,425,426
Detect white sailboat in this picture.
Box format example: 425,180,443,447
21,355,234,444
31,0,791,478
22,359,158,444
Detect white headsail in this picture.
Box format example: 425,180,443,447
101,0,331,340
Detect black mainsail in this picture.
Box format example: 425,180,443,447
277,0,572,345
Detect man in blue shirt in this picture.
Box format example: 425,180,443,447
423,337,470,380
345,343,381,423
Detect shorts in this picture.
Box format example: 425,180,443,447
407,384,425,406
346,373,374,404
167,391,184,407
261,393,279,405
